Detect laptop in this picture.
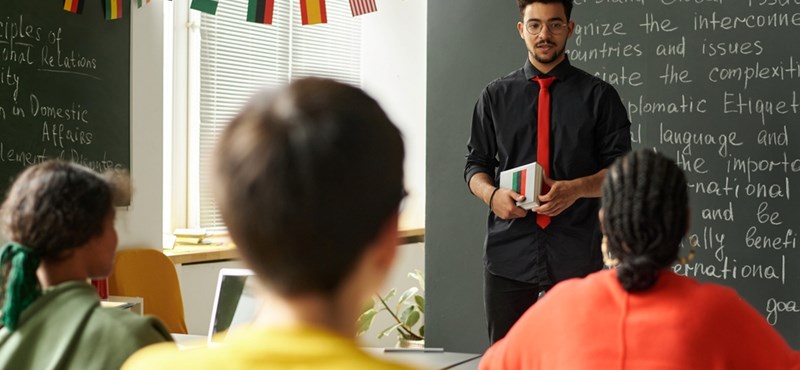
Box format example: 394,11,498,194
206,268,261,345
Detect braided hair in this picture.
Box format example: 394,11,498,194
600,149,689,292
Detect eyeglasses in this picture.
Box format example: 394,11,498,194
525,21,567,36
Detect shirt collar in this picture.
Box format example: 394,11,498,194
523,56,574,81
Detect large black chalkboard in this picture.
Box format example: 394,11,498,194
0,0,130,195
568,0,800,347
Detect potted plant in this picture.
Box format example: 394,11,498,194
357,270,425,348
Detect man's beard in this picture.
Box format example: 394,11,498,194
533,42,563,64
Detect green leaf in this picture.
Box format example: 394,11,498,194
378,323,402,339
408,270,425,291
419,325,425,337
404,310,420,328
382,288,396,302
414,295,425,313
396,287,419,312
356,309,378,336
359,298,375,316
399,305,415,323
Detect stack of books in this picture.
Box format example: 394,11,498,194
171,228,230,248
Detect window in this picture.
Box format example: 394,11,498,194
186,0,362,229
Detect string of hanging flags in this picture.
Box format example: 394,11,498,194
193,0,378,24
61,0,378,23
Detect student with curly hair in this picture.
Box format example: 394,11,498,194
0,161,171,370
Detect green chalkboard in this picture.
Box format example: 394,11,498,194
0,0,130,196
569,1,800,347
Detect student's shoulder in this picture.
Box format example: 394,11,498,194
664,272,738,301
122,342,204,370
548,269,611,295
91,307,172,344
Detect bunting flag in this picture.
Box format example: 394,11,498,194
349,0,377,17
63,0,84,14
191,0,220,15
136,0,152,8
300,0,327,25
103,0,123,20
247,0,275,24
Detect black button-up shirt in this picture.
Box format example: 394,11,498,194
465,58,631,286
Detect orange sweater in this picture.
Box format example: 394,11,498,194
480,270,800,370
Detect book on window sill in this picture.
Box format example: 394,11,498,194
173,228,208,239
174,236,205,244
167,228,231,250
172,240,229,248
499,162,543,210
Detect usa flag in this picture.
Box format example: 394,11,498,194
349,0,377,17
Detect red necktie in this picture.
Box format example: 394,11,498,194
534,76,555,229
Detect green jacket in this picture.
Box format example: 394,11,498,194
0,281,172,370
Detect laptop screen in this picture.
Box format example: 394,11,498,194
207,268,260,344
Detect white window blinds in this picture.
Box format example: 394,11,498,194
195,0,361,228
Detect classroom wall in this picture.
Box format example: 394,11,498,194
426,0,521,353
115,3,165,250
361,0,427,230
359,0,428,347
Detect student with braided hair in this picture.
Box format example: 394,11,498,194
0,161,171,370
479,149,800,370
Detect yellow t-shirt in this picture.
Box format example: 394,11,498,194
123,325,420,370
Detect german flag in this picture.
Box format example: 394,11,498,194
300,0,327,25
63,0,84,14
247,0,275,25
104,0,123,20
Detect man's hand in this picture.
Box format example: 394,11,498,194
534,177,581,217
533,170,606,217
492,188,528,220
469,173,526,219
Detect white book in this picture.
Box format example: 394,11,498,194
499,162,543,210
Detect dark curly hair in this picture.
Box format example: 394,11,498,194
1,161,127,262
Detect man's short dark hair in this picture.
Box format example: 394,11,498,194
214,78,405,297
517,0,574,20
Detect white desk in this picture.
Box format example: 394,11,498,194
171,333,206,350
102,296,143,315
362,348,481,370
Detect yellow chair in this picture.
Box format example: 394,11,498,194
108,248,188,334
